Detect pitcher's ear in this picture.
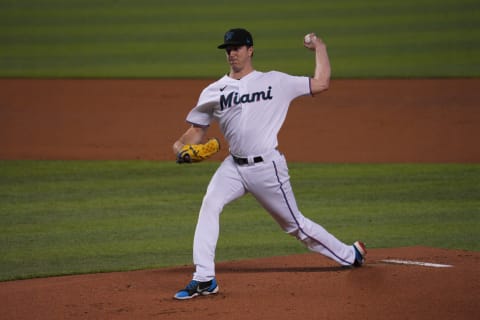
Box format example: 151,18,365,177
248,46,254,58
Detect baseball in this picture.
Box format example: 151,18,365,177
303,33,315,44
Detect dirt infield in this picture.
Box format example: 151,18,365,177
1,78,479,162
0,79,479,319
1,248,479,320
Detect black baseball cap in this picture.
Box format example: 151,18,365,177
217,28,254,49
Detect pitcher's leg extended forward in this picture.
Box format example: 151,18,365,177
193,158,246,281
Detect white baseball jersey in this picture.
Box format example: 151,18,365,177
186,70,311,156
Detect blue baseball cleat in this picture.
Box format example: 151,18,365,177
174,278,219,300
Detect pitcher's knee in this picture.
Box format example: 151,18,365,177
286,226,308,241
200,195,225,215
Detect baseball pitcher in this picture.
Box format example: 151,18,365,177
172,28,367,300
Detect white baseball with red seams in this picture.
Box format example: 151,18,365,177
186,70,357,282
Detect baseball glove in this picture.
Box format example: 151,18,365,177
176,138,220,164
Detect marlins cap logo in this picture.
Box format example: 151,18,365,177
225,31,235,41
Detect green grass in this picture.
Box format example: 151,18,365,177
1,0,479,77
0,161,478,281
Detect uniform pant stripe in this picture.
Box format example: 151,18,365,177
272,161,351,265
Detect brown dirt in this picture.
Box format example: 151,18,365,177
0,79,479,319
1,79,479,162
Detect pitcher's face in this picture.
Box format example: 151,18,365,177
225,45,253,73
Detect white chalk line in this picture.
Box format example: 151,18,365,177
379,259,453,268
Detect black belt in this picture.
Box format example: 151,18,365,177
232,155,263,165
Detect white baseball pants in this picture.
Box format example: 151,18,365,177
192,150,356,281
